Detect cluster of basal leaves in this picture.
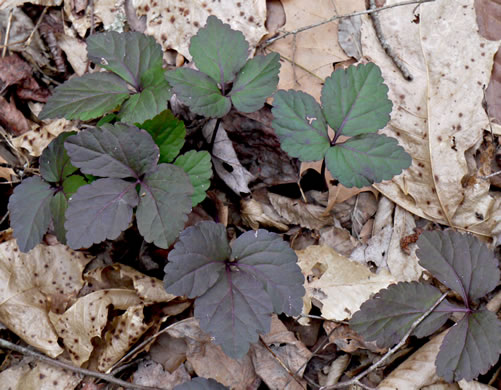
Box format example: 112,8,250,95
271,62,412,188
351,230,501,383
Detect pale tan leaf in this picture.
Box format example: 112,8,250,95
421,385,460,390
240,198,289,231
338,16,363,60
458,380,497,390
324,354,351,386
56,33,88,76
319,226,358,257
132,360,191,388
0,0,61,10
150,333,188,372
63,0,118,37
324,322,386,354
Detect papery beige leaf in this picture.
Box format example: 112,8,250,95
150,333,189,372
49,289,142,366
132,0,267,61
338,15,363,60
56,33,88,76
298,245,396,321
0,240,91,357
64,0,118,37
0,0,61,8
251,315,311,390
361,0,501,237
421,385,460,390
240,197,289,231
319,226,358,256
378,330,448,390
324,321,386,354
324,354,350,387
458,380,497,390
133,360,191,388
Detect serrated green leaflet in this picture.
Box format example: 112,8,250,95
62,175,87,197
230,53,281,113
272,90,330,161
118,84,171,125
325,133,411,188
87,31,163,89
39,72,130,121
40,132,78,183
174,150,212,206
321,63,392,137
189,15,249,85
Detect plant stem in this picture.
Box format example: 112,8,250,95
209,118,222,153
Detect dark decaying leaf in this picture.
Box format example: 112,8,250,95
136,164,193,249
350,282,457,348
65,123,159,179
86,31,163,89
164,221,230,298
64,178,139,249
8,176,54,252
174,377,228,390
321,62,392,137
174,150,212,206
325,133,411,188
271,89,330,161
416,230,500,303
50,191,67,244
166,68,231,118
138,109,186,164
39,131,78,183
38,72,130,121
230,53,281,113
189,15,249,85
436,310,501,382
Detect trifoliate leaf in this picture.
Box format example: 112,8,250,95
436,310,501,382
321,63,392,137
39,72,130,121
189,15,249,85
271,90,330,161
174,150,212,206
174,377,228,390
195,270,273,359
231,229,305,316
65,123,159,179
40,132,78,183
65,178,138,249
164,222,230,298
166,68,231,118
8,176,54,252
416,230,500,303
230,53,281,113
50,191,68,245
136,164,193,249
118,84,171,125
138,110,186,164
62,175,87,198
325,133,411,188
350,282,457,348
87,31,163,89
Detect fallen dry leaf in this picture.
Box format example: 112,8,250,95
0,0,61,8
56,33,88,76
0,96,30,135
458,380,497,390
132,360,191,388
150,333,188,372
240,197,289,231
475,0,501,40
318,226,358,256
324,322,386,354
64,0,118,37
338,15,363,60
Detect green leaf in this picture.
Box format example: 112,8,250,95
189,15,249,85
96,113,117,126
138,110,186,164
8,176,55,252
230,53,281,113
39,72,130,121
350,282,457,348
136,164,193,249
87,31,163,89
118,84,171,125
436,310,501,382
50,191,68,245
174,150,212,206
39,132,78,183
166,68,231,118
325,133,411,188
62,175,87,198
321,63,392,137
271,90,330,161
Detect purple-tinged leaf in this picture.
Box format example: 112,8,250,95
136,164,193,249
8,176,54,252
231,229,305,316
65,123,159,179
174,377,228,390
50,191,68,245
40,132,78,183
271,90,330,161
195,270,273,359
39,72,130,121
416,230,500,303
87,31,163,89
189,15,249,85
321,62,392,137
230,53,281,113
350,282,458,348
436,310,501,382
65,178,139,249
164,222,229,298
166,68,231,118
174,150,212,206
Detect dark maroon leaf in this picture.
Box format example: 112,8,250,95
40,131,78,183
64,123,159,179
174,377,228,390
65,178,139,249
436,310,501,382
416,230,499,303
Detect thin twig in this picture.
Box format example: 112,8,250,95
369,0,413,81
0,338,162,390
480,170,501,180
320,291,449,389
261,0,436,48
25,6,48,47
2,8,14,58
